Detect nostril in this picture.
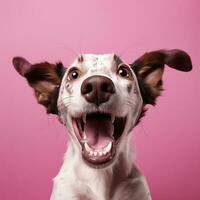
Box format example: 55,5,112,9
82,83,93,94
101,82,108,92
86,83,93,93
101,82,115,94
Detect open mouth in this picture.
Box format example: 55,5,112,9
72,112,126,167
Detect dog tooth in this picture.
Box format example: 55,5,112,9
82,113,86,123
111,115,115,123
94,151,97,156
99,151,103,156
105,142,112,152
84,142,92,152
103,151,107,155
89,151,94,156
82,132,87,140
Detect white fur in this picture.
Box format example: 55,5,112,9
51,54,151,200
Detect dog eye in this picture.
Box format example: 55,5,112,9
67,68,81,80
117,66,132,80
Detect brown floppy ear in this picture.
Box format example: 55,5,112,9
131,49,192,105
12,57,65,114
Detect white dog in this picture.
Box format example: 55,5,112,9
13,49,192,200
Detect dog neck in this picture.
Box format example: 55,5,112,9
58,131,134,199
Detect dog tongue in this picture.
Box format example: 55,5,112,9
84,117,114,148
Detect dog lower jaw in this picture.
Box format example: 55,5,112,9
82,141,116,167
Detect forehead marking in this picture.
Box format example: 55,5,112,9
90,57,98,72
65,83,73,94
81,55,115,73
133,85,138,94
127,84,132,94
78,55,84,63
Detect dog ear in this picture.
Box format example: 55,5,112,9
131,49,192,105
12,57,65,114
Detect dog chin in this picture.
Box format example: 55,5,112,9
70,111,127,168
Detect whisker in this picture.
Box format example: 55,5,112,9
60,95,74,101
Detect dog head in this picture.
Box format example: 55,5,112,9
13,49,192,168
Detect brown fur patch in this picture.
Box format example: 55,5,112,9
131,49,192,105
78,55,84,63
127,84,132,93
24,62,65,114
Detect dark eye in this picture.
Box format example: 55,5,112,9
68,68,81,80
117,65,132,80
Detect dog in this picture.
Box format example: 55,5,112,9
13,49,192,200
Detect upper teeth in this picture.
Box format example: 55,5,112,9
83,113,86,123
111,115,115,123
82,134,87,140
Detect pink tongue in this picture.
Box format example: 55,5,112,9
84,118,114,148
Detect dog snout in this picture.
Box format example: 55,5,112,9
81,75,115,106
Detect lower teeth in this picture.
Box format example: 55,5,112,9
84,142,112,157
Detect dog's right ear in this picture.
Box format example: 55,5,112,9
12,57,65,114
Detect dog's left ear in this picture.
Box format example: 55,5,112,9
131,49,192,105
12,57,65,114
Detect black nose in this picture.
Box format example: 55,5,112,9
81,75,115,106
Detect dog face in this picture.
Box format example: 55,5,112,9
13,49,192,168
57,54,143,166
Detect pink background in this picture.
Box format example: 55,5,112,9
0,0,200,199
